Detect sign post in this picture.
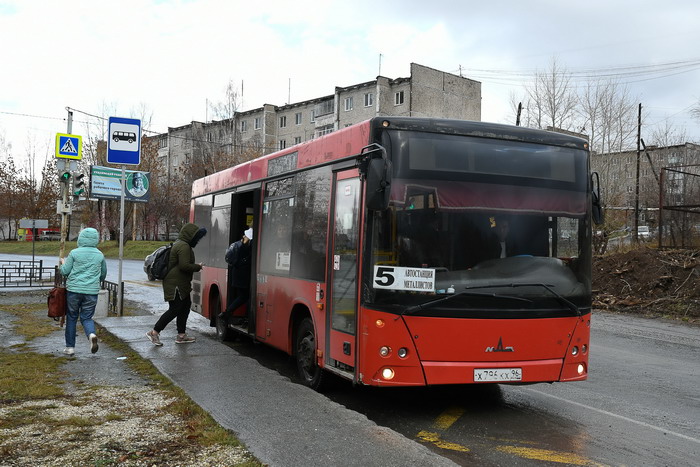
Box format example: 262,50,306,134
107,117,142,315
19,218,49,275
55,110,82,262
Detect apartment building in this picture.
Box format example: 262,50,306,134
590,142,700,226
155,63,481,173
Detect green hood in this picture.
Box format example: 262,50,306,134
178,223,199,244
77,227,99,248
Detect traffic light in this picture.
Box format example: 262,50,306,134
71,171,86,204
59,171,71,185
72,172,86,196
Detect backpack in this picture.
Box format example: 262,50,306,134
151,243,173,280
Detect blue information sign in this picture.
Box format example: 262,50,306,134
107,117,141,165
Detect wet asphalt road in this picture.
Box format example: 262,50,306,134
223,304,700,466
4,254,699,465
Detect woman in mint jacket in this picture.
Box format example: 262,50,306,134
59,227,107,356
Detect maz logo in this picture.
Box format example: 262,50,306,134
485,337,514,352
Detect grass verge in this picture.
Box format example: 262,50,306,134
0,240,170,261
0,292,261,466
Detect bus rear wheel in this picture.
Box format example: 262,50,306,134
295,318,325,390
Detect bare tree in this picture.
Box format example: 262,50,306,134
649,119,688,147
691,99,700,124
523,58,578,131
579,78,638,154
209,79,245,164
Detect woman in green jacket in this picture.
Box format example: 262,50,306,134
146,223,206,345
59,227,107,356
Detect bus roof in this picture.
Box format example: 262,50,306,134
191,117,589,198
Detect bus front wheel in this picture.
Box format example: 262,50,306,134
295,318,325,390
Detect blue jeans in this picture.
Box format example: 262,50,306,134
65,291,98,348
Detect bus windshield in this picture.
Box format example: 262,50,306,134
368,130,592,317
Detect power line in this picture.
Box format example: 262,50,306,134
457,57,700,88
0,110,66,122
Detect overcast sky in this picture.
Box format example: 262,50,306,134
1,0,699,162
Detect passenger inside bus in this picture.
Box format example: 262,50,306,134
486,216,519,259
219,228,253,325
398,211,449,268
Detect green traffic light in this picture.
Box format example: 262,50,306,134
60,171,71,182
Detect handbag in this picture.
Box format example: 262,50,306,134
47,287,67,324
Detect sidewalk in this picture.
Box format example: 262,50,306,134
98,313,456,467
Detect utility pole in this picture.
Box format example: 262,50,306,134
634,103,642,242
59,110,73,261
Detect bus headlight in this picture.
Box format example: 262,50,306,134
379,346,391,357
577,363,585,375
398,347,408,358
381,368,395,380
571,346,579,356
582,344,588,354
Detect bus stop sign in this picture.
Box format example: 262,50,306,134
107,117,141,165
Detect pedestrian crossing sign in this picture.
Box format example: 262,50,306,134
55,133,83,160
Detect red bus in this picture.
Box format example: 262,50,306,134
190,117,602,390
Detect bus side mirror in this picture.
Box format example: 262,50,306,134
591,172,604,225
366,157,392,211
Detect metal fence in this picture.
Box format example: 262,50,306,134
1,260,123,315
0,260,55,287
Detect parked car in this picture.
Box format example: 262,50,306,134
143,245,168,281
637,225,651,239
40,231,61,241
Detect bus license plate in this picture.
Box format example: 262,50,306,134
474,368,522,382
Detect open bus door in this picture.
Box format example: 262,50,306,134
326,169,361,376
224,189,259,334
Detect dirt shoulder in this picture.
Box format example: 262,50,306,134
593,247,700,325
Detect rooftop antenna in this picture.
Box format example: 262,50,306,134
378,53,383,76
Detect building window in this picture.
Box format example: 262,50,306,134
316,124,333,138
254,117,261,130
279,139,286,150
295,112,302,125
344,97,353,111
364,93,374,107
395,90,405,105
314,100,334,117
207,132,213,142
159,136,168,148
280,116,287,128
310,110,315,123
241,120,247,132
294,136,302,144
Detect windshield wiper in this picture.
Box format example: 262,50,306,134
523,283,582,316
402,291,533,316
460,283,582,317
